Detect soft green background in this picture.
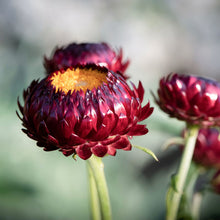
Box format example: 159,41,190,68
1,0,220,219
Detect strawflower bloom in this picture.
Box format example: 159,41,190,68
212,170,220,194
17,65,153,160
154,73,220,127
155,73,220,220
44,42,130,79
190,128,220,169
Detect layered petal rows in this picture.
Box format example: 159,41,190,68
191,128,220,169
155,73,220,126
17,65,153,160
44,42,130,79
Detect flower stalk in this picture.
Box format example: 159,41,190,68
191,191,203,220
166,125,199,220
87,163,101,220
87,156,112,220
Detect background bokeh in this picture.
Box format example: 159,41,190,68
1,0,220,219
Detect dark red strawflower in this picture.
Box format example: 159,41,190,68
191,128,220,169
44,42,130,79
17,65,153,160
154,73,220,127
212,170,220,194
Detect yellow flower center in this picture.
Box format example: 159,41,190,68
50,67,108,93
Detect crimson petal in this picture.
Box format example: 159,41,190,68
110,136,131,149
127,124,148,136
76,144,92,160
91,144,108,157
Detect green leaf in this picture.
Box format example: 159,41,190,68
166,174,179,213
171,174,179,192
162,137,185,150
133,145,159,161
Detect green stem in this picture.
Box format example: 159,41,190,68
166,125,199,220
191,192,202,220
184,163,200,198
87,163,102,220
87,155,112,220
178,163,201,219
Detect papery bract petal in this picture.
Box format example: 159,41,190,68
76,144,92,160
91,144,108,157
